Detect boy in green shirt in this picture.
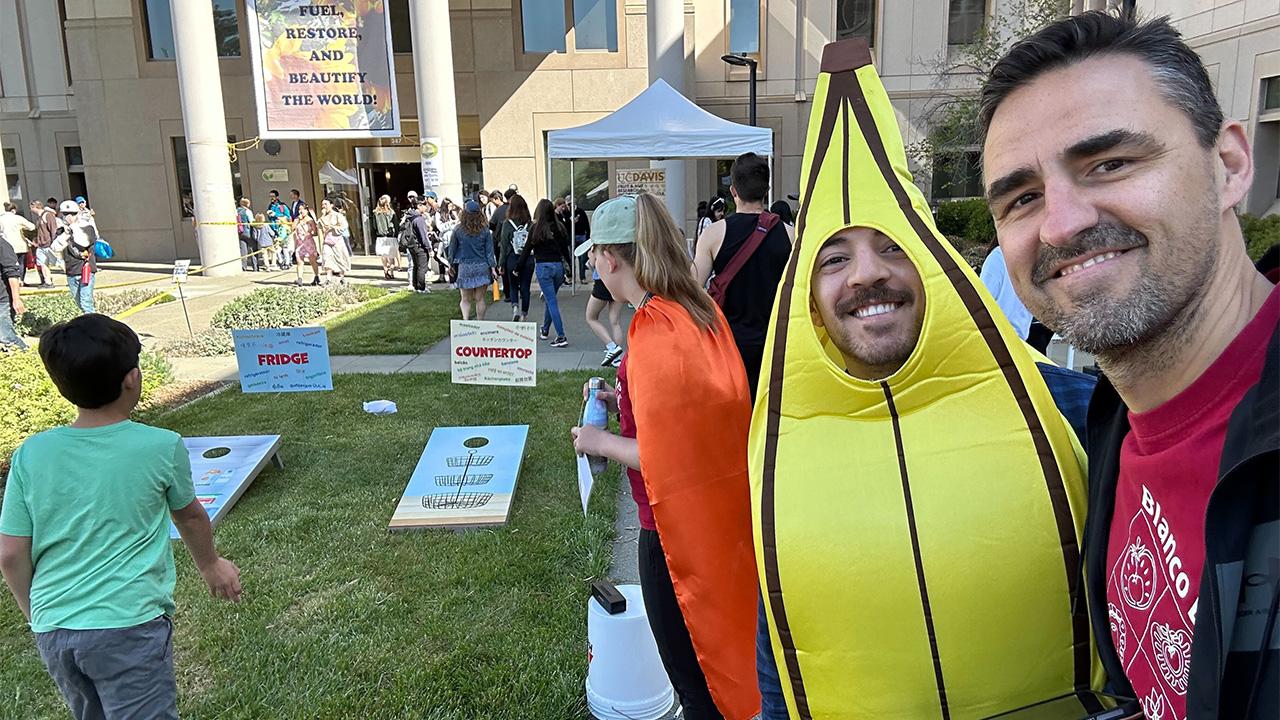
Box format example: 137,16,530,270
0,314,241,719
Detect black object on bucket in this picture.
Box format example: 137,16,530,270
591,581,627,615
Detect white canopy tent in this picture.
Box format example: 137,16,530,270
546,79,774,286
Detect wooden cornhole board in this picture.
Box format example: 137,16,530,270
169,435,283,539
389,425,529,531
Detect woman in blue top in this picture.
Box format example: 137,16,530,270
447,200,497,320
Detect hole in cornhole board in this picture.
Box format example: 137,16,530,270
202,447,232,459
463,436,490,449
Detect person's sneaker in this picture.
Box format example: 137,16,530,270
539,327,549,340
294,278,304,287
601,344,624,367
610,354,623,368
512,308,521,321
551,336,568,348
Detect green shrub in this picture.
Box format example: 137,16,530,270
161,329,235,357
934,198,995,250
17,288,174,336
211,287,345,330
1,349,173,472
1240,213,1280,262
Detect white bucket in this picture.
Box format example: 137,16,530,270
586,583,676,720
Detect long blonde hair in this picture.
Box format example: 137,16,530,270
375,195,393,214
613,193,718,332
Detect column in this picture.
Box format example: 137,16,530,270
409,0,464,201
171,0,239,276
647,0,687,236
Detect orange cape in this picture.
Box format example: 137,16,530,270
627,296,761,720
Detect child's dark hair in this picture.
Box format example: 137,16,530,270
39,314,142,409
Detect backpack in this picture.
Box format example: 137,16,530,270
509,220,530,255
398,217,419,251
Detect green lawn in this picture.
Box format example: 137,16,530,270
0,372,619,719
324,291,460,355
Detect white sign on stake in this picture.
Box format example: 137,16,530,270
172,259,191,284
450,320,537,387
421,137,443,190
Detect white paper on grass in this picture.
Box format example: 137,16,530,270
363,400,398,414
577,454,593,515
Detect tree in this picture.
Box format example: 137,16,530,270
907,0,1070,198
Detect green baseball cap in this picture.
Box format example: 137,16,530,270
574,195,636,257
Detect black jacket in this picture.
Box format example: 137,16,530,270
1084,322,1279,718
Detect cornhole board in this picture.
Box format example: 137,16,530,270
169,435,283,539
389,425,529,531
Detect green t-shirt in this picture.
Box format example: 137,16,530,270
0,420,196,633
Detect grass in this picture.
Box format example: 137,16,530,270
324,291,460,355
0,372,619,719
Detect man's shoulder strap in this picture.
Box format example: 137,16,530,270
708,212,781,307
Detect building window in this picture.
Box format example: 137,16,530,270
390,0,412,54
729,0,760,54
837,0,875,46
522,0,568,53
65,146,88,203
3,147,21,203
573,0,617,51
172,137,244,219
931,151,984,200
144,0,241,60
550,159,609,211
1265,76,1280,111
947,0,985,46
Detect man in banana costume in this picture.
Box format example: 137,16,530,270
750,39,1104,718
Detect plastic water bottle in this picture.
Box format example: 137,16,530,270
583,377,609,475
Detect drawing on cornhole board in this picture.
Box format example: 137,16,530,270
169,435,283,539
389,425,529,530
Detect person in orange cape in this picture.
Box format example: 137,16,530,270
571,193,760,720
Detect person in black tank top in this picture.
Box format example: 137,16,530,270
692,153,794,398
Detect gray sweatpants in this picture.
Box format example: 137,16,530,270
35,616,178,720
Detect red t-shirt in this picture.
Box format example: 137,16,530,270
1106,285,1279,719
615,356,656,531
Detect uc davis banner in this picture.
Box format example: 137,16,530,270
245,0,400,139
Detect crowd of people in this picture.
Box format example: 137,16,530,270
0,196,104,350
1,13,1277,720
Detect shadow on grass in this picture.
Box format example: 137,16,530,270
324,291,461,356
0,372,619,719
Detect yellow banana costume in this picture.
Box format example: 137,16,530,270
750,39,1101,718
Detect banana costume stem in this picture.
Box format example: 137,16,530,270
751,39,1101,719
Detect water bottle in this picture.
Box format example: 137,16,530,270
582,377,609,475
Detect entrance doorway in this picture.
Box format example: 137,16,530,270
355,146,422,253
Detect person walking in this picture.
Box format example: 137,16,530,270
318,199,351,285
236,198,258,272
26,201,56,287
520,199,572,347
292,204,322,286
698,197,726,238
289,189,304,220
497,193,533,321
1,202,35,285
564,196,591,283
448,200,497,320
53,200,98,314
372,195,399,280
577,241,625,366
0,235,26,350
253,213,278,271
571,194,761,720
405,200,435,293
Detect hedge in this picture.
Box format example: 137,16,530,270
210,284,386,331
17,288,174,336
934,198,996,250
1241,213,1280,262
1,349,173,472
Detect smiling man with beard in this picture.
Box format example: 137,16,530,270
749,38,1107,719
981,13,1279,720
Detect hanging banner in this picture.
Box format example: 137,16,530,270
245,0,400,139
420,137,443,190
615,168,666,199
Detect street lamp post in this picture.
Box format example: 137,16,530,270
720,53,758,126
